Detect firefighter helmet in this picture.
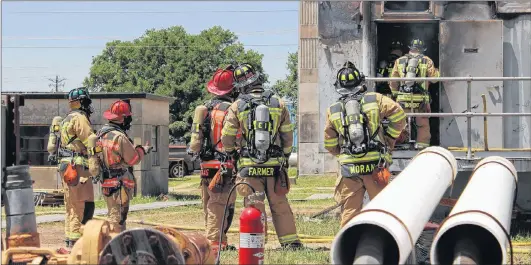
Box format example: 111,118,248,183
207,66,235,96
334,62,366,95
390,40,403,51
233,63,262,92
409,38,427,52
68,87,91,102
103,100,133,121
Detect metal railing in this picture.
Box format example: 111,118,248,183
365,76,531,159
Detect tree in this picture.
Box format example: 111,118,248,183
271,52,298,106
84,26,266,140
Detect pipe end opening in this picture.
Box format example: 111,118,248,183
434,224,502,265
333,224,399,265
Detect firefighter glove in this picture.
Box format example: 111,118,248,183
48,154,57,163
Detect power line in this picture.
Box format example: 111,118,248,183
9,9,298,14
2,44,298,49
3,30,298,40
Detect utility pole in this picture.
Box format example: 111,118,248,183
48,75,66,92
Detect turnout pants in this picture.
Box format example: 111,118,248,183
397,104,431,148
200,177,237,244
60,165,94,241
334,174,384,228
236,176,300,245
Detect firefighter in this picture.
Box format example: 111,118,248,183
389,38,440,149
98,99,152,233
325,62,406,228
188,65,239,251
221,63,303,249
47,87,100,249
376,40,404,98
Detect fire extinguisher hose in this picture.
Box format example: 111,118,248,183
215,182,257,265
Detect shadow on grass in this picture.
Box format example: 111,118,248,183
167,193,201,201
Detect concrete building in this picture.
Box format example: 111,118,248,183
298,1,531,175
1,92,174,197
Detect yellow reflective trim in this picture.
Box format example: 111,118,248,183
386,127,402,138
280,124,294,132
324,138,338,144
388,110,406,122
338,152,381,164
283,146,293,154
396,94,430,103
348,73,354,80
69,232,82,239
417,142,430,147
362,102,378,111
237,157,283,168
221,126,238,136
59,157,88,167
279,234,299,244
341,74,346,81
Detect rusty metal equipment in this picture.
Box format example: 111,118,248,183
3,165,40,249
67,219,215,265
1,163,214,265
2,219,216,265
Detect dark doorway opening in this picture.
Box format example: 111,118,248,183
376,22,440,146
384,1,430,12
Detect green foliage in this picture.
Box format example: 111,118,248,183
84,26,266,140
271,51,298,106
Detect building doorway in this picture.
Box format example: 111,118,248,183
376,22,441,146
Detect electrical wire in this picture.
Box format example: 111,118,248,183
8,9,298,14
3,29,297,40
2,44,297,49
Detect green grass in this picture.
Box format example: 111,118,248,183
219,249,330,264
6,171,531,264
168,175,201,188
1,195,173,218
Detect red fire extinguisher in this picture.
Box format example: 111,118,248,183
239,200,265,265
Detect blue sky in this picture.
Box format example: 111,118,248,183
1,1,299,92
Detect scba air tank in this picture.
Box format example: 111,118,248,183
46,116,63,154
344,99,364,147
404,57,420,89
191,105,209,151
254,104,271,153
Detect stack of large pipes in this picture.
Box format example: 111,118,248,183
330,147,518,265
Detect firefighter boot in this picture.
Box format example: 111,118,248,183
281,241,304,250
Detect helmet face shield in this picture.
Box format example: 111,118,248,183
409,39,427,52
233,71,261,89
233,63,263,92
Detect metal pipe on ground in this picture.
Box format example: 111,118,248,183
330,146,458,264
430,156,518,265
3,165,40,249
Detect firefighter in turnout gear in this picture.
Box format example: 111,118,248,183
97,100,151,233
376,41,404,98
325,62,406,228
389,38,440,149
221,63,304,249
189,65,239,252
46,87,99,249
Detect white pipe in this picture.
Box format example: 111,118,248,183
330,146,458,264
430,156,518,265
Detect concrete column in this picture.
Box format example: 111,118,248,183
298,0,324,175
